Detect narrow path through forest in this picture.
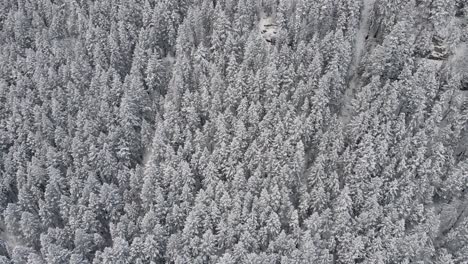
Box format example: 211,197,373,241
341,0,376,123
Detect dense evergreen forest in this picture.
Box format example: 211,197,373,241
0,0,468,263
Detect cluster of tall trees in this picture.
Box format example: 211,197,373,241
0,0,467,263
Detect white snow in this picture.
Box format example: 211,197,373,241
340,0,376,123
142,146,153,167
449,42,468,64
424,58,444,68
0,228,21,257
163,54,176,65
419,42,467,74
259,16,279,43
351,0,375,77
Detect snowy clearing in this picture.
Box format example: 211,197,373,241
259,16,279,44
340,0,376,123
351,0,376,76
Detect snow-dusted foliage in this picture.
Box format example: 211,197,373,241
0,0,467,263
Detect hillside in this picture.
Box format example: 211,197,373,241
0,0,467,263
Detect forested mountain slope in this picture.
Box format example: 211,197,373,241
0,0,467,263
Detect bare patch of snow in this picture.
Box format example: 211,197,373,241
142,146,153,167
259,16,279,44
424,58,444,68
0,227,22,258
350,0,376,77
449,42,468,64
340,0,376,124
442,42,468,83
163,55,176,65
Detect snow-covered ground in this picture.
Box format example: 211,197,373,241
451,41,468,136
259,16,278,43
420,40,467,73
0,228,21,258
449,42,468,65
341,0,376,123
142,145,153,168
163,54,176,65
351,0,376,76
